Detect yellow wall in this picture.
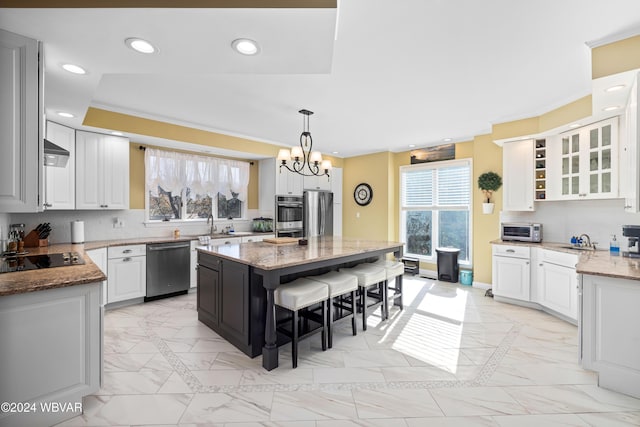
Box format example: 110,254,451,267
592,35,640,79
342,152,395,241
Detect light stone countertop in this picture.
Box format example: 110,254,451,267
197,236,403,271
0,232,275,297
491,239,640,281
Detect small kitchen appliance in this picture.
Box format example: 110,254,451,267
501,223,543,242
622,225,640,258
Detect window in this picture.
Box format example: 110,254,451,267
145,148,249,221
400,159,472,263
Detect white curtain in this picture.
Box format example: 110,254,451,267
145,148,250,200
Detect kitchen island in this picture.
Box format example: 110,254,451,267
0,244,106,427
196,236,403,370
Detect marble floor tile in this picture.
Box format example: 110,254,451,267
270,390,358,421
503,385,640,414
492,413,589,426
180,392,273,423
352,388,443,418
405,416,498,427
52,278,640,427
429,387,529,416
576,411,640,426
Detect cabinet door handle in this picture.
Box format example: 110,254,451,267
123,257,132,262
43,203,53,207
122,249,132,254
506,249,515,253
539,263,543,267
526,261,529,265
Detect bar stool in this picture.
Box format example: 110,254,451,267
274,278,328,368
339,264,387,331
372,259,405,319
308,271,358,348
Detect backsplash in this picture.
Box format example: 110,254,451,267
7,209,257,244
500,198,640,250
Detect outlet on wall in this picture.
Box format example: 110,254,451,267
113,218,124,228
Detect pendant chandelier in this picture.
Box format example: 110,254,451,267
277,109,332,178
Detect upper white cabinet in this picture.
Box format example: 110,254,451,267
44,121,75,210
621,72,639,213
303,173,331,191
548,117,619,200
76,130,130,210
277,165,304,195
0,29,43,213
502,139,535,211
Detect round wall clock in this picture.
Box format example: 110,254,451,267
354,183,373,206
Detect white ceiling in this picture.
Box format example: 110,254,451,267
1,1,640,159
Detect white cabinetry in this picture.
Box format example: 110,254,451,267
502,139,535,211
0,29,43,213
0,283,102,427
537,249,578,321
107,244,146,303
621,72,639,212
582,274,640,398
278,165,304,195
86,247,108,303
242,233,274,243
303,174,331,191
76,130,130,210
549,117,618,200
44,121,75,210
492,245,530,300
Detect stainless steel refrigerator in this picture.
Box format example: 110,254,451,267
303,190,333,237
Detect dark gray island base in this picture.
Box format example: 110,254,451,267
196,236,403,370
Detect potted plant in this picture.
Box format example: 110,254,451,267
477,171,502,214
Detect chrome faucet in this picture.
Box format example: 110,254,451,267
206,213,217,235
579,233,595,249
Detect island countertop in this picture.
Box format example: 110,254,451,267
0,244,106,297
196,236,403,271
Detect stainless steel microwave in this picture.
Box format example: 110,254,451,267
501,223,543,242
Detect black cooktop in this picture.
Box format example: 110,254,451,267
0,252,85,274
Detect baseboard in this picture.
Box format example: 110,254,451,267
472,281,491,290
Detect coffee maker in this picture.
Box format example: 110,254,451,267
622,225,640,258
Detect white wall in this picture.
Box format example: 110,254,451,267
8,209,258,244
501,198,640,250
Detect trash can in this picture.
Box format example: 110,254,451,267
459,269,473,286
436,248,460,283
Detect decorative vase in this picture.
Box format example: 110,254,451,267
482,203,494,214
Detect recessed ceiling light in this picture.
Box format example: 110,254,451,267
231,38,260,55
605,84,626,92
62,63,86,74
603,105,621,111
111,131,124,136
408,144,416,148
569,123,581,128
125,37,156,54
57,112,74,118
443,138,452,142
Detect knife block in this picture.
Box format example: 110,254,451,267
24,230,48,248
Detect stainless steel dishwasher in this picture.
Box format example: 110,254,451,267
146,241,191,301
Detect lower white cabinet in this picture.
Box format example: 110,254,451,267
492,245,531,301
86,247,108,304
241,234,274,243
107,244,146,303
537,249,578,321
582,274,640,398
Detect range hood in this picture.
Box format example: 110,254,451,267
43,139,70,167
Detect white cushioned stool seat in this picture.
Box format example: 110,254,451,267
372,259,405,278
309,271,358,296
275,278,328,311
339,264,386,286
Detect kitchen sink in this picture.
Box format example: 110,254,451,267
227,231,252,236
559,245,596,251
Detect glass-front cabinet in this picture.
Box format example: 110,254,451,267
551,117,618,200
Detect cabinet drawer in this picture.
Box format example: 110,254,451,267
492,244,530,259
108,244,147,259
541,249,578,268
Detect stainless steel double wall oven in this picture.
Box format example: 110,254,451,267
275,195,303,238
